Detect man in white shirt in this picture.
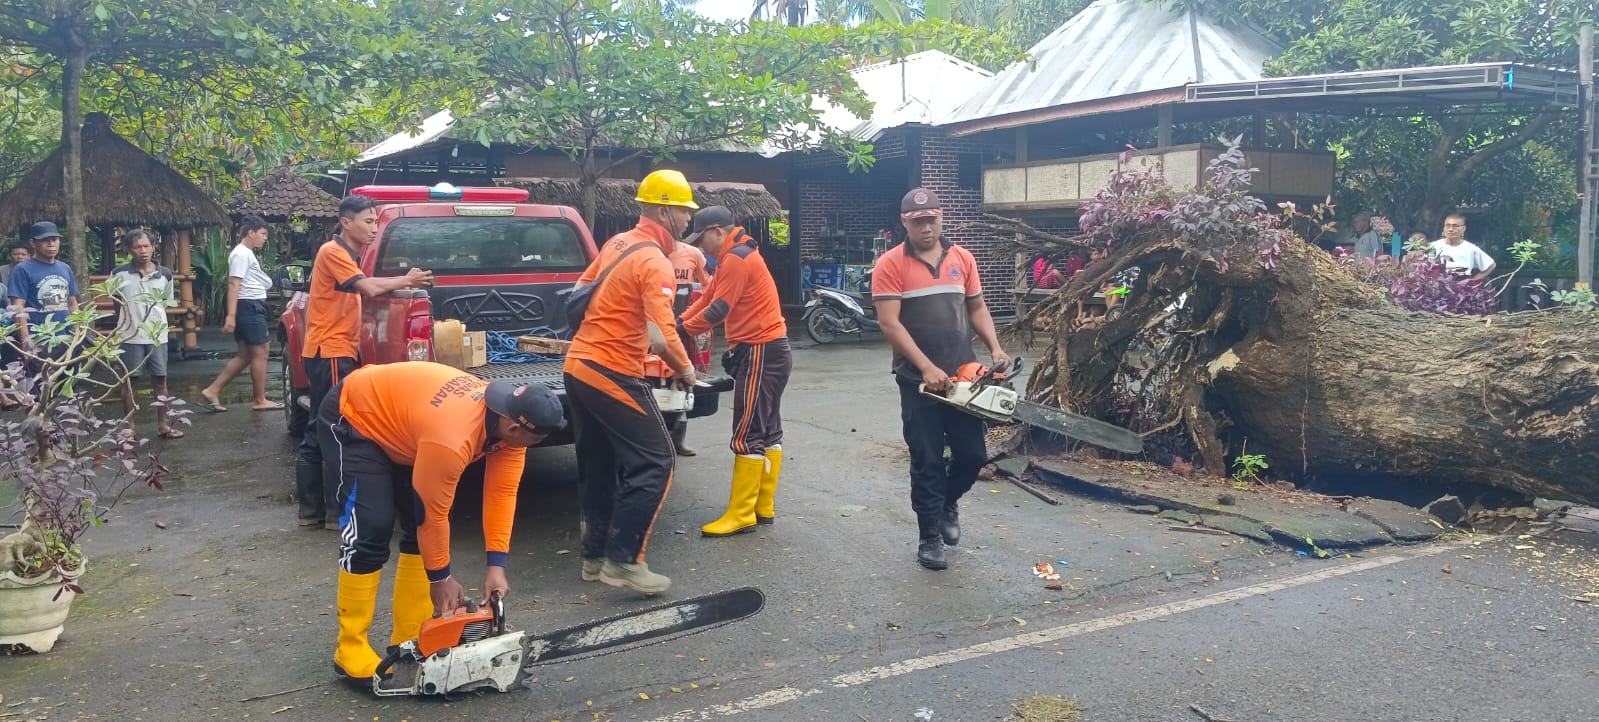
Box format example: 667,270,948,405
112,230,181,438
1429,214,1496,282
199,215,281,411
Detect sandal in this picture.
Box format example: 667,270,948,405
200,391,227,413
159,428,185,439
252,401,286,411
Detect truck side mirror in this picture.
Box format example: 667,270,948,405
278,263,310,292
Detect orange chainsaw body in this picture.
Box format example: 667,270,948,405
416,606,496,657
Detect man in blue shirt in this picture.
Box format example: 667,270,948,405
5,221,80,351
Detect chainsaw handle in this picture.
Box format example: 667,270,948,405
374,644,407,680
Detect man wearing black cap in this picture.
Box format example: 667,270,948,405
872,188,1010,571
678,205,791,537
316,360,564,680
5,222,79,351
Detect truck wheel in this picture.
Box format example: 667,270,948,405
805,307,843,344
282,352,308,438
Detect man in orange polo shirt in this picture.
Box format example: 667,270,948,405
320,361,564,681
664,241,711,457
296,194,433,530
564,169,698,595
873,188,1010,571
678,206,791,537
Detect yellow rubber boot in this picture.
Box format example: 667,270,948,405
389,554,434,646
756,445,783,524
334,569,384,680
701,455,765,537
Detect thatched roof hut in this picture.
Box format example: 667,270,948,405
496,178,782,220
496,177,784,246
0,113,231,232
229,167,341,222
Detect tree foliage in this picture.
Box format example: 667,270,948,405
0,0,472,279
451,0,1021,222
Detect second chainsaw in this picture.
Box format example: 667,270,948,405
919,356,1144,454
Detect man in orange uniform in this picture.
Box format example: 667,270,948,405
296,194,433,530
664,241,712,457
678,206,790,537
565,169,698,595
321,361,564,680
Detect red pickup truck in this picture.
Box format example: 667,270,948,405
277,183,720,445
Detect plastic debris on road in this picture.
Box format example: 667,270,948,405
914,708,935,721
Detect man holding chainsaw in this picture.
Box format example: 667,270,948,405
323,361,564,681
872,188,1010,571
565,169,698,595
678,205,790,537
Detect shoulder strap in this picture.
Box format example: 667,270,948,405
589,241,656,290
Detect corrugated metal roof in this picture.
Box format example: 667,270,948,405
943,0,1280,128
358,109,458,164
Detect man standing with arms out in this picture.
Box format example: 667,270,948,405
295,195,433,530
566,169,697,595
199,215,278,412
872,189,1010,571
665,238,712,457
1431,213,1497,281
319,361,563,680
6,222,78,352
678,206,790,537
112,230,182,439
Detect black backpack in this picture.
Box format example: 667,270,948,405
562,241,655,333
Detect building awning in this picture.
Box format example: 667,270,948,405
1185,62,1579,114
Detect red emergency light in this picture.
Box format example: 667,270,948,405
352,183,530,203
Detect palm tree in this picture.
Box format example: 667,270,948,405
750,0,810,26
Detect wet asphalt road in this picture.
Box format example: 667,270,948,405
2,334,1596,722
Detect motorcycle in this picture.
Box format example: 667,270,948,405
803,273,879,344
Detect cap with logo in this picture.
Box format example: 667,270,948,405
900,188,942,219
485,380,566,435
28,221,61,241
683,205,735,246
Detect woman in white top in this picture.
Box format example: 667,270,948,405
199,215,282,411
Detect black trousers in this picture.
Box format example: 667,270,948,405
725,337,791,456
296,355,358,521
317,386,421,575
898,378,987,518
566,359,675,564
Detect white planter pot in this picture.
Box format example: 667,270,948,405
0,562,86,653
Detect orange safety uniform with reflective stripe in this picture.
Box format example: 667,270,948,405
564,217,692,406
304,237,367,359
338,362,525,578
681,227,786,345
669,243,711,287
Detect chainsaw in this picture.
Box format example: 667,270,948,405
371,586,764,697
919,357,1144,454
642,354,733,417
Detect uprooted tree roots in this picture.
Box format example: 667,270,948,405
985,146,1599,507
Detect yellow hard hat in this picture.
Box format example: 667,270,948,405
636,170,699,209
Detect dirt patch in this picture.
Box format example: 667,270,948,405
1012,695,1082,722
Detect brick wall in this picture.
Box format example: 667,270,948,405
915,130,1016,314
796,169,902,261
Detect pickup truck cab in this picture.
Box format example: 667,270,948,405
278,183,704,446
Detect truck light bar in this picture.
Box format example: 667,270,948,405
353,182,530,203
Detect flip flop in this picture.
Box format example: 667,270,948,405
252,402,286,411
202,401,228,413
159,428,185,439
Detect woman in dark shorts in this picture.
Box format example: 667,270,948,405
199,215,283,412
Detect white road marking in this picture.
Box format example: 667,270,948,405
642,538,1472,721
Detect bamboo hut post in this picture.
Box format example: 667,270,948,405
176,228,197,349
99,226,117,273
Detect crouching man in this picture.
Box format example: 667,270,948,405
322,361,564,680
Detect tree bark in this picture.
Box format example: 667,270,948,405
1021,235,1599,507
61,30,89,288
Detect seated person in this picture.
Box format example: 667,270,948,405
480,237,521,269
1030,252,1085,290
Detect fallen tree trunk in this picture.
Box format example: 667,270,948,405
993,158,1599,507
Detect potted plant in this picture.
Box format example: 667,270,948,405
0,280,185,653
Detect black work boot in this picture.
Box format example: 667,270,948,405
941,503,960,547
916,515,948,570
294,459,324,527
670,416,696,457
